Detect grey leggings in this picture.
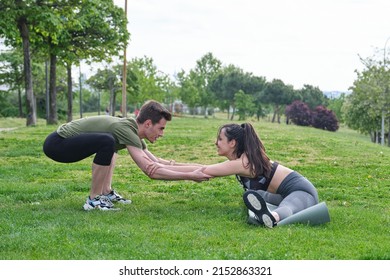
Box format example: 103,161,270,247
256,172,319,221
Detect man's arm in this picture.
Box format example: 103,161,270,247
143,148,203,167
127,146,211,182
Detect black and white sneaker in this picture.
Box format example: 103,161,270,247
83,195,119,211
247,209,262,225
243,190,277,228
105,189,132,204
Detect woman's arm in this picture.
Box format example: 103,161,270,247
148,157,252,178
201,159,251,177
127,145,211,182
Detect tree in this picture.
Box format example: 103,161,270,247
0,49,24,117
262,79,294,123
345,53,390,145
250,76,268,120
344,59,388,144
235,90,256,120
297,84,327,109
327,93,346,123
32,0,128,123
176,70,199,114
57,0,129,122
209,65,266,120
0,0,39,125
209,65,245,119
192,52,222,117
127,56,170,105
0,0,129,125
343,89,382,143
0,0,80,125
87,67,121,116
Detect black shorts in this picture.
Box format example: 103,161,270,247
43,131,116,166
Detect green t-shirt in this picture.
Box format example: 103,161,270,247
57,116,146,151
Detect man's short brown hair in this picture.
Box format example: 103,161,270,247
136,100,172,124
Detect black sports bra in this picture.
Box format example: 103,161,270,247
236,162,279,191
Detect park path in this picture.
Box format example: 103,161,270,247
0,127,17,132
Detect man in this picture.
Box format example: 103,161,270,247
43,100,210,210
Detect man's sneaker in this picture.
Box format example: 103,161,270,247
83,195,118,211
105,189,132,204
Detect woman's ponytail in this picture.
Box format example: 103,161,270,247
241,123,272,178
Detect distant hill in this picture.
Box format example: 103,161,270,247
323,91,351,99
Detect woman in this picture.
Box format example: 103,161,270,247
149,123,319,228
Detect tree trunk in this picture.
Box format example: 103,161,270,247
66,64,73,122
17,86,23,117
230,106,236,120
97,92,101,115
388,117,390,147
17,17,36,126
369,131,375,143
108,76,116,116
272,105,281,123
109,87,117,116
112,91,117,116
48,53,57,124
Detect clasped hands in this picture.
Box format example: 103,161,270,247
145,159,211,182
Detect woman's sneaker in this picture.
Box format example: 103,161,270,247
247,209,262,225
243,190,277,228
83,195,118,211
105,189,132,204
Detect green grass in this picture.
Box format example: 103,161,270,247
0,116,389,260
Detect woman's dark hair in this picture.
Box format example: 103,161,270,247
136,100,172,124
219,123,271,178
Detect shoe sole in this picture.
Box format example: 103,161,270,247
247,193,262,211
108,196,132,204
83,204,95,211
100,207,121,211
243,191,276,228
116,199,132,204
83,204,120,211
262,214,274,228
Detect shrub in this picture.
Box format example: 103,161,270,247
286,101,339,132
312,105,339,132
285,100,312,126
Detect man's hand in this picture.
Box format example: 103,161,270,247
145,160,162,177
191,167,212,182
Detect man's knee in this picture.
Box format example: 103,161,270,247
94,134,116,165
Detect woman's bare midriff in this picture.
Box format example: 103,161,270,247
267,164,294,193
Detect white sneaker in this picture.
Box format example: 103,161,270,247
243,190,277,228
106,189,132,204
83,195,119,211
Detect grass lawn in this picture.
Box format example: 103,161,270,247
0,115,389,260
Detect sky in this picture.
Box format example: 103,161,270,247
113,0,390,92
